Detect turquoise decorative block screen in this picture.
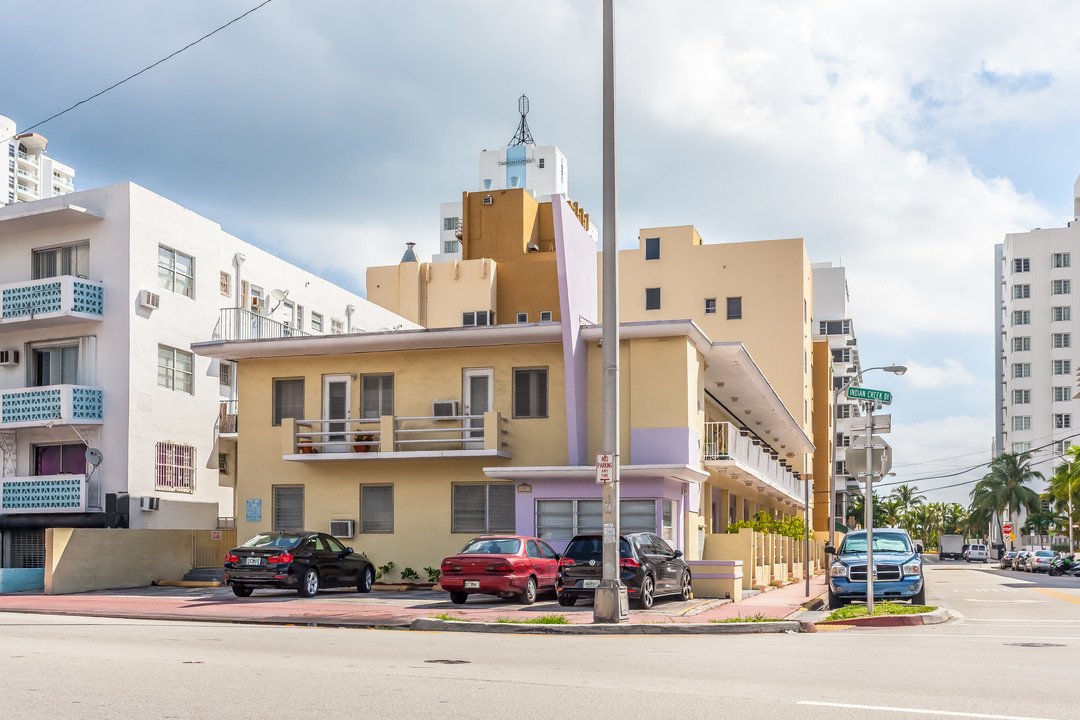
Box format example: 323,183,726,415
1,476,82,510
2,282,62,318
72,282,104,315
71,388,104,420
1,388,62,424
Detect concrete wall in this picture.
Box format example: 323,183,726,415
812,339,834,533
0,568,45,592
45,527,193,594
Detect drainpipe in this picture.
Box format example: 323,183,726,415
233,253,246,339
346,304,356,333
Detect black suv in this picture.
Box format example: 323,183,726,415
556,532,691,609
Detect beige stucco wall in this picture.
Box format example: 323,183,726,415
45,528,193,594
367,259,498,329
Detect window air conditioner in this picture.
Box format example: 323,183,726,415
329,519,355,538
139,290,161,311
482,196,493,205
139,497,160,511
0,349,19,366
432,400,459,417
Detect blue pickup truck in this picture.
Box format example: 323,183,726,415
825,529,925,610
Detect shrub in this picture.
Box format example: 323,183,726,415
400,567,420,581
424,566,442,583
375,561,395,581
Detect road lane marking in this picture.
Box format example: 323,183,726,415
964,599,1045,603
797,700,1058,719
1035,588,1080,606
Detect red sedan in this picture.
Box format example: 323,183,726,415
439,535,560,605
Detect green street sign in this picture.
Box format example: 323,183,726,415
846,386,892,404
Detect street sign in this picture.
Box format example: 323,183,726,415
1002,523,1013,535
596,453,614,484
849,414,891,433
845,436,892,478
1009,532,1016,542
846,386,892,404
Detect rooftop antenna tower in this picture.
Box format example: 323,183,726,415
507,94,535,147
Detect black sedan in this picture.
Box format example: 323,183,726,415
224,531,375,598
555,532,692,609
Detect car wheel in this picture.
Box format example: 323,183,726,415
557,594,577,607
679,571,692,601
517,577,538,605
635,575,655,610
357,565,375,593
828,588,845,610
449,591,468,605
231,584,253,598
911,586,926,605
298,568,320,598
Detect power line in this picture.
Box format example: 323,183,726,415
2,0,275,143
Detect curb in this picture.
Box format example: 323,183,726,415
409,618,806,634
814,606,950,628
152,580,223,588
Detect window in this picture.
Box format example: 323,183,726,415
645,237,660,260
727,297,743,320
157,345,193,393
462,310,494,326
1013,389,1031,404
1053,252,1071,268
218,453,229,474
513,368,548,418
836,404,855,419
540,310,552,323
32,241,89,279
1012,442,1031,453
34,444,86,475
1054,440,1068,454
1052,306,1071,322
1013,416,1031,431
704,298,716,315
832,348,852,363
443,216,460,232
645,288,661,310
1053,387,1071,402
219,271,232,297
311,313,324,333
273,378,304,426
1053,279,1071,295
219,361,234,387
296,305,305,331
7,530,45,569
1053,333,1071,348
835,460,847,475
836,433,851,448
1054,414,1072,429
155,441,195,493
1053,359,1071,375
1013,284,1030,299
361,374,394,418
1012,310,1030,325
1013,258,1030,272
452,483,515,533
1013,363,1031,378
443,239,461,254
538,157,545,169
272,486,304,531
360,485,394,533
535,499,658,541
1013,337,1031,351
31,343,78,386
516,312,528,323
157,245,194,298
330,318,344,334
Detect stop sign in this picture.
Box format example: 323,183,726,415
1003,523,1013,534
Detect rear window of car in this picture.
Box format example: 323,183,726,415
242,533,302,549
972,545,986,551
1035,550,1054,557
563,537,632,561
460,538,521,554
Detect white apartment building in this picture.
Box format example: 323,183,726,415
0,182,415,573
996,173,1080,483
812,262,864,526
1,115,76,207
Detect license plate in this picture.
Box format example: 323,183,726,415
583,579,600,589
464,580,480,589
244,556,262,566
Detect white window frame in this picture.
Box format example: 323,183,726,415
1013,337,1031,351
1013,284,1030,299
1053,359,1072,375
1014,258,1030,272
311,312,324,333
1053,252,1071,268
1053,279,1071,295
1013,363,1031,378
1054,414,1072,429
157,245,194,298
155,441,195,493
1052,333,1071,348
1012,310,1030,325
1013,389,1031,404
1013,416,1031,431
219,271,232,297
157,345,193,394
1053,387,1071,402
1052,306,1071,322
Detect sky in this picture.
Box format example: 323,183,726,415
4,0,1080,507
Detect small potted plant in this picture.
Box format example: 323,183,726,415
353,433,374,453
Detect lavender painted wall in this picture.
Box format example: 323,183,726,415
629,427,698,467
551,195,598,466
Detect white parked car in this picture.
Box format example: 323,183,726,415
964,544,988,563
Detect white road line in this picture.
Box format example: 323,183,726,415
797,700,1058,719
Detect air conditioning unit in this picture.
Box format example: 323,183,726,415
482,196,493,205
139,290,160,311
139,497,160,511
329,519,355,538
432,400,459,417
0,349,19,366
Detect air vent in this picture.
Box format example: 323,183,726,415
432,400,460,417
139,290,160,311
0,349,19,366
329,519,355,538
482,196,493,205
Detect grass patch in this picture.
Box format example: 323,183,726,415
710,612,785,624
825,603,936,621
493,614,571,625
430,613,469,622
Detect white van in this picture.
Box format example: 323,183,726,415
964,543,988,563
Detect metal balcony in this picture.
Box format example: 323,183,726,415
218,308,309,340
702,421,804,505
284,413,510,460
0,276,104,328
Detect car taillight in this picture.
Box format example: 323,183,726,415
225,553,239,563
487,562,514,573
441,562,461,573
266,552,293,564
619,557,640,568
559,558,575,568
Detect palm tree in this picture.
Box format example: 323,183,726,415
1022,503,1064,549
1048,446,1080,552
881,498,903,528
890,484,926,518
969,452,1043,544
846,491,886,529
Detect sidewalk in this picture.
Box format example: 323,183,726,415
0,575,830,634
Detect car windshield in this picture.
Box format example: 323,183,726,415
460,538,521,555
563,537,632,561
241,533,302,549
840,532,911,554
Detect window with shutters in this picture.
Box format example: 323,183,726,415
360,484,394,533
273,378,304,426
8,530,46,569
155,441,195,492
273,485,304,531
534,499,657,542
513,368,548,418
452,483,515,534
220,271,231,297
727,296,742,320
361,374,394,418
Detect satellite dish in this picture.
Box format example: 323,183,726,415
270,289,288,302
86,448,103,466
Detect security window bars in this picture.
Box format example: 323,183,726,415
1013,337,1031,352
157,345,193,394
1013,363,1031,378
1052,306,1071,322
1053,253,1071,268
1053,333,1071,348
452,483,515,534
219,361,234,387
158,245,194,298
645,288,661,310
513,368,548,418
8,530,45,569
1053,359,1071,375
360,484,394,533
1053,279,1071,295
727,297,743,320
1013,284,1030,299
645,237,660,260
1013,416,1031,431
1054,414,1072,429
1012,310,1030,325
155,441,195,493
1013,389,1031,404
273,378,304,426
1013,258,1030,272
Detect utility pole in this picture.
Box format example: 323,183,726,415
863,401,875,615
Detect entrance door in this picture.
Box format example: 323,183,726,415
322,374,351,452
462,368,493,449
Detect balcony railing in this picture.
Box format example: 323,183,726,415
286,413,510,459
219,400,238,435
0,473,102,514
703,421,804,503
0,385,104,428
0,276,104,325
219,308,309,340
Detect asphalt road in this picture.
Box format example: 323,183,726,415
1,559,1077,720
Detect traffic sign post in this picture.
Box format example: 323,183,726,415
846,386,892,404
1002,523,1012,535
596,453,614,484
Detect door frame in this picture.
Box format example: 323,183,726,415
462,368,493,449
322,374,352,452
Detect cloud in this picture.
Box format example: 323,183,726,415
898,359,978,390
887,415,995,505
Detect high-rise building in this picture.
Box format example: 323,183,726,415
1,115,76,207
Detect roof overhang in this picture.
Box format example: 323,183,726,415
0,202,103,237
